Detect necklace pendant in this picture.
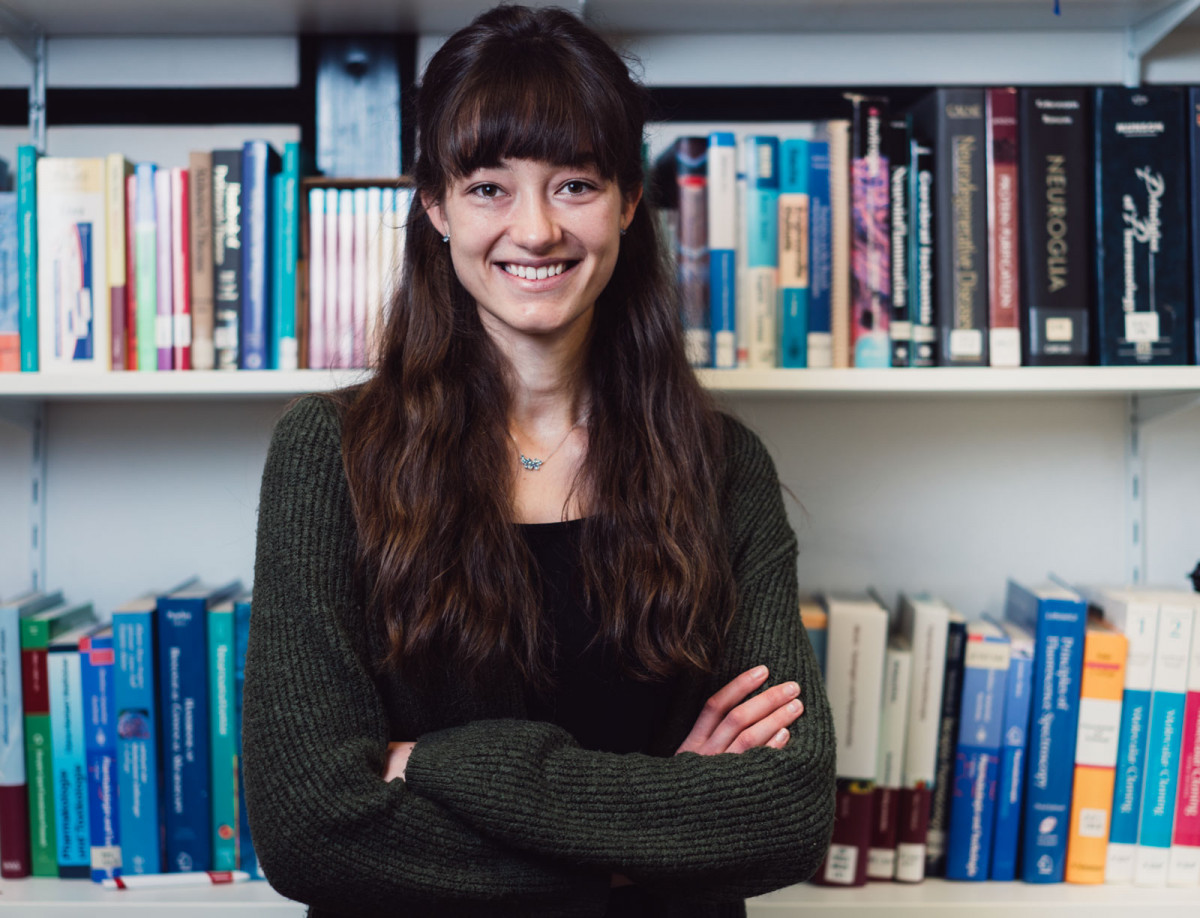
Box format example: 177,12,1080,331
519,453,544,471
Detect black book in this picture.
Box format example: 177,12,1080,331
211,149,243,371
908,136,936,367
910,89,989,366
1017,87,1093,365
924,614,967,878
1188,88,1200,364
1094,86,1189,365
886,117,912,367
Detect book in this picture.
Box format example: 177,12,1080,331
1017,87,1092,366
868,635,912,880
989,618,1034,881
738,135,779,368
1094,86,1189,365
816,593,889,887
985,87,1021,367
133,163,158,372
0,590,63,877
352,186,368,367
925,603,968,877
1169,590,1200,886
157,580,243,871
1135,590,1195,885
188,151,215,371
208,597,237,870
47,618,103,877
807,140,834,368
239,140,280,370
231,593,260,876
170,167,191,370
895,594,952,882
885,117,911,368
36,157,109,372
20,600,96,876
799,597,826,678
910,88,989,366
1192,88,1200,367
364,185,384,364
674,137,710,367
778,138,809,368
307,187,326,369
1064,617,1128,884
154,167,173,370
16,144,37,371
323,186,340,370
79,626,121,881
273,142,303,371
945,618,1010,880
212,149,243,370
846,94,891,368
908,137,936,367
1006,579,1087,883
105,154,132,373
0,192,17,371
822,120,852,368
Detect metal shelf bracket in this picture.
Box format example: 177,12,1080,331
0,2,46,153
1124,0,1200,86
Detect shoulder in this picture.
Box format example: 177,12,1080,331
715,412,796,564
716,411,782,494
271,393,346,446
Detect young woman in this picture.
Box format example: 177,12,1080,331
243,6,835,916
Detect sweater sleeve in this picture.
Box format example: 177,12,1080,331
242,396,610,917
402,417,837,898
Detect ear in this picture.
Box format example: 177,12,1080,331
621,184,643,232
421,193,448,238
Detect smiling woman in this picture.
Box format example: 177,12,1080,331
242,5,835,917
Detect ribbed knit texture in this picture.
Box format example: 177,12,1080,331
243,395,836,917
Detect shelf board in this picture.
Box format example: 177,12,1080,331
2,367,1200,401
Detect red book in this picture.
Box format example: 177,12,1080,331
126,172,139,369
815,779,875,886
986,87,1021,366
171,168,192,370
894,786,933,883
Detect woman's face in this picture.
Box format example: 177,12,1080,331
424,158,640,350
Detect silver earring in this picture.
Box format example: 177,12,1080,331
441,233,450,243
619,227,627,237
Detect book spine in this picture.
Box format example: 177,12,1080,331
807,141,833,368
17,145,38,371
778,139,810,369
337,189,355,368
1094,86,1189,365
1170,683,1200,886
738,136,779,368
212,151,243,370
157,596,212,871
134,164,158,372
239,142,272,370
125,173,138,369
674,139,710,367
208,607,236,870
826,121,852,368
154,168,173,370
233,598,259,876
1135,602,1195,885
886,118,911,368
170,168,192,370
48,641,90,877
0,192,18,371
21,626,57,875
307,188,326,370
323,190,339,370
113,610,161,875
908,140,936,366
868,647,911,880
991,642,1033,881
818,780,874,886
106,155,129,373
188,151,215,371
1192,87,1200,367
352,187,368,368
848,97,891,368
1017,87,1092,365
986,87,1021,366
0,607,30,876
926,616,967,876
274,143,301,371
80,634,120,881
364,185,383,364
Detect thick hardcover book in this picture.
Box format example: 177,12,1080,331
807,141,834,368
0,192,17,371
133,163,158,373
868,638,912,880
739,136,779,368
672,138,710,367
910,88,989,366
170,168,192,370
1094,87,1189,365
20,601,95,876
36,157,109,372
79,626,121,881
113,594,163,875
847,94,891,368
1006,579,1087,883
945,619,1010,880
816,593,889,886
985,88,1021,366
1017,87,1092,365
990,618,1034,882
925,608,968,877
779,138,810,368
17,145,37,371
1065,619,1128,885
1169,591,1200,886
157,580,243,871
1135,592,1195,885
707,132,737,369
154,167,173,370
895,594,952,882
0,590,62,877
212,150,243,370
908,138,936,367
188,151,215,371
240,141,280,370
47,620,103,878
273,142,303,371
208,599,237,870
886,118,911,367
105,155,132,372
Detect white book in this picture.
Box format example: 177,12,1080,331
337,189,355,369
307,188,326,369
706,135,738,369
867,636,913,880
365,186,383,368
352,187,368,368
822,592,890,780
323,189,340,370
170,167,192,359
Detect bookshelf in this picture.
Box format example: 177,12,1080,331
1,0,1200,914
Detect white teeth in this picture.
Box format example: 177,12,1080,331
536,266,548,280
503,262,567,279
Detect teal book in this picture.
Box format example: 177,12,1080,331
271,142,304,370
16,145,37,372
207,595,240,870
778,139,810,368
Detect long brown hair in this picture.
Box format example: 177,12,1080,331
338,4,734,689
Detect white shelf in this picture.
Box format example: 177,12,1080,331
0,877,302,916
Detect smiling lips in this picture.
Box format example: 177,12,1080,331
501,261,574,280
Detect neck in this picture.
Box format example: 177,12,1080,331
486,317,592,436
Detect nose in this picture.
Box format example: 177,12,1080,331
510,193,561,250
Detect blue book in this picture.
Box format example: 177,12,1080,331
16,145,37,372
239,141,280,370
741,135,780,368
1191,88,1200,364
79,626,120,882
778,139,810,368
988,618,1034,882
48,620,102,878
945,619,1010,880
113,594,163,875
707,132,737,369
1005,579,1087,883
232,594,262,877
807,141,833,368
271,142,303,371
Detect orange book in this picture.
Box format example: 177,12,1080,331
1065,618,1128,883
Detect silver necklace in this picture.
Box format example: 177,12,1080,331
508,417,586,471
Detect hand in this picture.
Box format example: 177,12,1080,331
674,666,802,756
384,741,417,781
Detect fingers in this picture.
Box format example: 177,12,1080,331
727,693,803,753
710,680,802,754
675,666,769,754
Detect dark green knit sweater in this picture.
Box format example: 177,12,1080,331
243,395,835,917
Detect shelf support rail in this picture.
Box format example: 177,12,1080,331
0,400,46,593
1125,0,1200,87
0,2,46,153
